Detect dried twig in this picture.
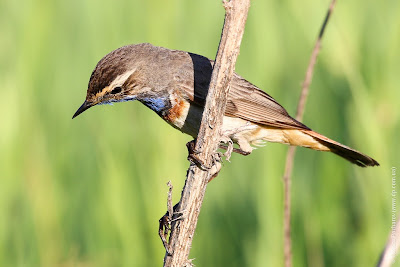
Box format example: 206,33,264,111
162,1,250,266
159,181,175,254
282,1,337,266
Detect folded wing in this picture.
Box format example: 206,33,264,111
226,75,310,130
173,51,309,130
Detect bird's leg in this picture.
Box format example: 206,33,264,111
186,139,201,154
236,138,253,155
186,139,210,170
186,140,223,182
220,136,234,161
208,152,223,182
219,144,251,156
219,123,255,158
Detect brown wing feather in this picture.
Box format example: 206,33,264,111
172,50,309,130
227,74,310,130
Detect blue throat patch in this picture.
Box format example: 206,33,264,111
141,97,167,113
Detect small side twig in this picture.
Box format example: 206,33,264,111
282,1,337,267
159,181,175,255
167,181,174,223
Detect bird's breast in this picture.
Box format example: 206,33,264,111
162,95,195,133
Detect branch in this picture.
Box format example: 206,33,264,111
282,1,337,267
162,1,250,266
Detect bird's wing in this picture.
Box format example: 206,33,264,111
225,74,310,130
173,51,309,130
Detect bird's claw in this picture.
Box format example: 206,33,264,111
208,152,222,182
186,140,210,170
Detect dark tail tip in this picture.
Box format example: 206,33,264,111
319,139,379,167
329,145,379,167
304,130,379,167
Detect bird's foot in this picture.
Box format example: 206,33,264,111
186,140,223,181
220,136,234,162
219,144,251,156
208,152,223,182
186,140,210,171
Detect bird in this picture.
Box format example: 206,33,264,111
73,43,379,167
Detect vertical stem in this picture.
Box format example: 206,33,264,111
282,1,337,267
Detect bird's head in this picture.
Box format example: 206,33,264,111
72,44,149,119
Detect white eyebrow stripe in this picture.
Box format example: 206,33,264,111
109,69,135,89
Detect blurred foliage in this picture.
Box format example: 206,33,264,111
0,0,399,266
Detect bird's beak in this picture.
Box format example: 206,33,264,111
72,100,93,119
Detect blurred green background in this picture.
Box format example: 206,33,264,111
0,0,399,266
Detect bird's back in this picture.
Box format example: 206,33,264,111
141,44,308,130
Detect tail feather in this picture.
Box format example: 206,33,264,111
302,130,379,167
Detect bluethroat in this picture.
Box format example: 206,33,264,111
73,43,379,167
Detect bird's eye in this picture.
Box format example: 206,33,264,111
111,87,122,94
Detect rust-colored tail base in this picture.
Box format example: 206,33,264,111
303,130,379,167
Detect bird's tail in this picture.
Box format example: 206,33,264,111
301,130,379,167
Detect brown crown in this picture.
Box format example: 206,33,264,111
87,43,154,97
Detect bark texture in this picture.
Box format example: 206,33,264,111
163,1,250,266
